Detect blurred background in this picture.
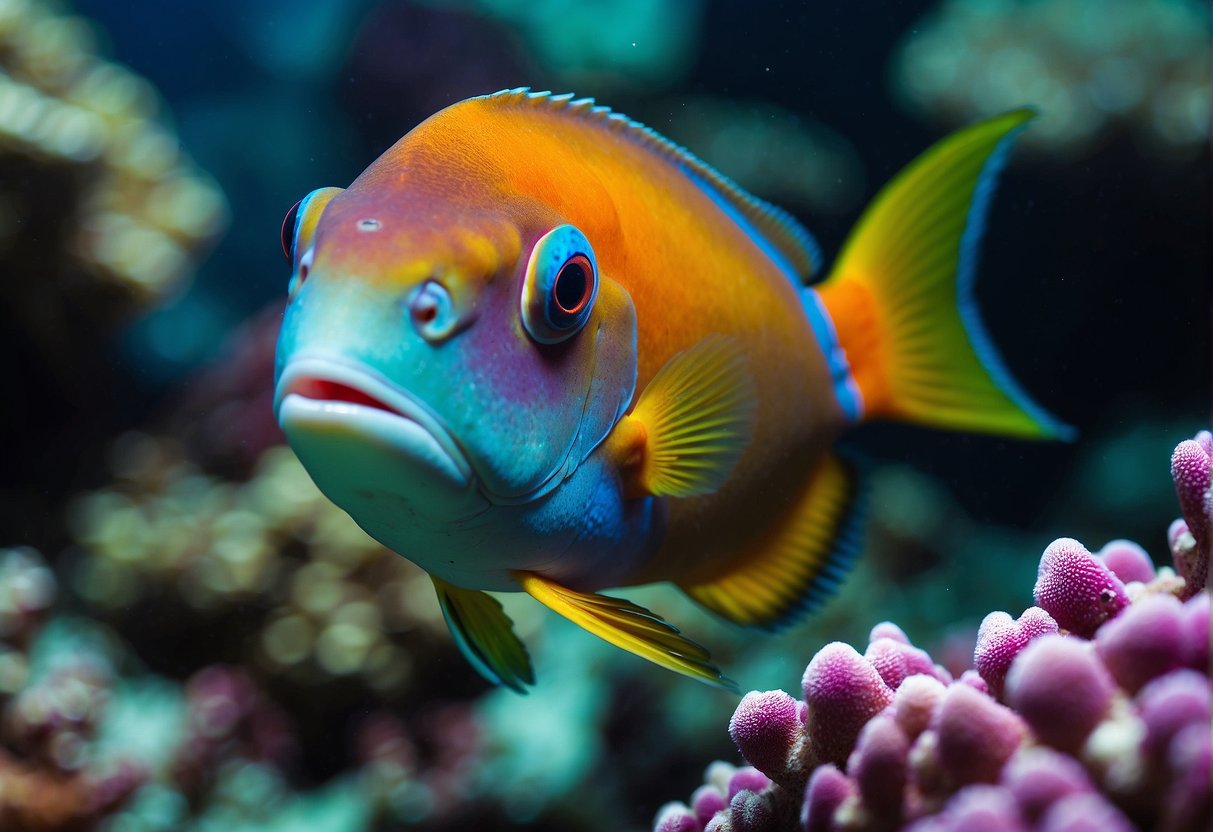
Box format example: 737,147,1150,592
0,0,1208,829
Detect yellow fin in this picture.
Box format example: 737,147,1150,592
817,109,1074,440
681,453,864,629
432,576,534,693
629,336,757,498
515,572,737,691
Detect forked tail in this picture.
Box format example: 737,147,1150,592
815,109,1074,440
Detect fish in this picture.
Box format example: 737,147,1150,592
273,88,1072,692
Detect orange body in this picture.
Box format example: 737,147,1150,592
376,94,845,586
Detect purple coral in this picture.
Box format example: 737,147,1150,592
801,643,895,768
1000,747,1095,823
1094,592,1186,693
1170,437,1211,598
1096,540,1156,585
654,432,1213,832
974,607,1058,699
930,682,1025,787
802,765,854,832
1004,636,1115,754
1033,539,1128,636
849,712,909,820
729,691,804,785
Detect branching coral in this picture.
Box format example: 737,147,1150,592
655,432,1211,832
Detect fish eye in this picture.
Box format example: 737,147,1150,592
281,198,302,262
521,225,598,344
553,255,592,316
279,186,345,282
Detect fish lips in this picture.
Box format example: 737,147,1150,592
276,358,483,521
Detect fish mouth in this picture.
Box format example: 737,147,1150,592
275,358,473,489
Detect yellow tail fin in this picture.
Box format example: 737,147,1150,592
816,109,1073,440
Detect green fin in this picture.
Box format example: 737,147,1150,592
629,336,757,498
515,571,737,691
432,576,534,693
482,88,823,280
681,453,865,629
816,109,1074,441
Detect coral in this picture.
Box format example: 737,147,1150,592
654,433,1212,832
1032,538,1128,637
893,0,1211,158
1168,431,1211,598
0,0,226,340
0,550,151,829
67,435,453,698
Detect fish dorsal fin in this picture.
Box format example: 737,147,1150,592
432,576,534,693
514,571,737,691
480,88,824,282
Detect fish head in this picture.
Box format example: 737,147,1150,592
273,169,638,580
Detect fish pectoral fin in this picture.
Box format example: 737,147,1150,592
514,571,737,691
624,335,757,498
681,452,866,629
432,576,534,693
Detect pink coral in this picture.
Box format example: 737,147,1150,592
1036,792,1136,832
802,765,853,832
654,433,1212,832
1033,539,1129,637
1135,669,1210,759
931,683,1026,787
1170,436,1211,598
1000,747,1095,822
801,643,894,768
1094,592,1186,693
1096,539,1156,585
865,635,951,690
974,607,1058,699
728,691,803,785
891,674,948,739
1004,636,1115,754
849,713,909,820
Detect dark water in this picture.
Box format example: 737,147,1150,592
1,1,1208,830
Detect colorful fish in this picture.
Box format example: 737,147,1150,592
274,89,1071,691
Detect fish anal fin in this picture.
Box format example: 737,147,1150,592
432,576,534,693
681,453,865,629
515,571,736,691
626,335,757,499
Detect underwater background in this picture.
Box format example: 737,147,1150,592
0,0,1208,830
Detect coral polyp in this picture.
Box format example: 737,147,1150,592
654,433,1211,832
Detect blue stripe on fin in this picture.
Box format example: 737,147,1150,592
800,288,864,422
956,121,1077,441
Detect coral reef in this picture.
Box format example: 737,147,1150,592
0,0,226,332
66,433,456,698
654,432,1211,832
0,546,300,831
893,0,1211,158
